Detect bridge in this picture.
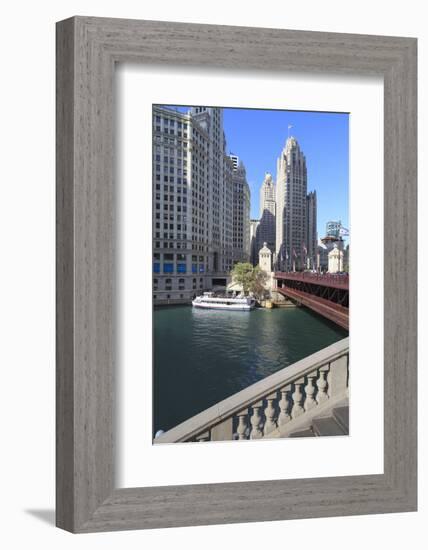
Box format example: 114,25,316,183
274,272,349,330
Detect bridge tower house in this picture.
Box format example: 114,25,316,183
259,242,276,294
328,243,344,273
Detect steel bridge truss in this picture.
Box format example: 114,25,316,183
274,274,349,330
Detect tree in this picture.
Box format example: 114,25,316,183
231,262,268,298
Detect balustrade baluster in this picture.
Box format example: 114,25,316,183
263,392,278,435
236,409,249,440
291,378,305,418
328,356,348,398
317,365,329,404
250,401,264,439
304,373,318,411
278,385,292,426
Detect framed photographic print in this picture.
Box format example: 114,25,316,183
56,17,417,532
149,104,350,446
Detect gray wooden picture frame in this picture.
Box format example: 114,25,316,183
56,16,417,533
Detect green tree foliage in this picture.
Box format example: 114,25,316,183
231,263,268,298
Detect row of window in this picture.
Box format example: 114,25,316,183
154,164,188,176
155,241,189,249
155,233,187,240
154,144,185,155
154,125,189,138
153,276,205,292
154,115,188,129
155,203,187,212
153,263,206,274
154,154,188,164
153,294,190,299
153,253,205,262
154,277,204,283
154,194,188,204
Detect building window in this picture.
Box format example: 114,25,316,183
177,263,186,273
153,263,160,273
163,263,174,273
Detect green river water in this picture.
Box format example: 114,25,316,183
153,305,347,434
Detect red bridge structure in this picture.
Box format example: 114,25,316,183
274,272,349,330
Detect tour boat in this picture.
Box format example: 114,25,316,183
192,292,256,311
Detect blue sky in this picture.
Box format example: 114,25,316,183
163,106,349,239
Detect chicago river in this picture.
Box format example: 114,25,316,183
154,306,347,434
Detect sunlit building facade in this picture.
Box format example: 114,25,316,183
258,172,276,255
230,156,251,264
152,106,235,303
276,136,308,270
306,190,317,269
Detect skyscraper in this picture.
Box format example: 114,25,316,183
230,156,251,264
249,219,260,266
190,107,234,275
306,190,317,269
152,106,235,303
258,172,276,254
275,136,308,271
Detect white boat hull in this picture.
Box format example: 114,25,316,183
192,301,255,311
192,294,256,311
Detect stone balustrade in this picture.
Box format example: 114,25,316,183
154,337,349,443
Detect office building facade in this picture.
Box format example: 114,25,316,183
152,106,235,303
230,156,251,264
250,219,260,266
306,190,317,269
258,172,276,255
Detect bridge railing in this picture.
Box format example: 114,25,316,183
274,271,349,289
154,337,349,443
